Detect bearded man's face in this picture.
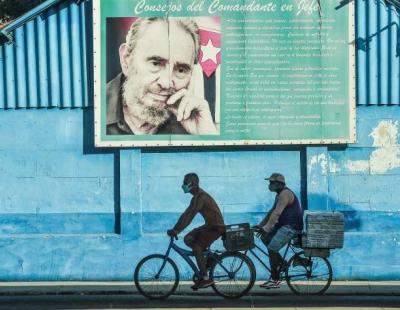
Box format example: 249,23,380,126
121,20,195,128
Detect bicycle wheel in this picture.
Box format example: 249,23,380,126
134,254,179,299
210,251,256,299
285,251,332,295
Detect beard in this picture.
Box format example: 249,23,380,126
121,74,171,128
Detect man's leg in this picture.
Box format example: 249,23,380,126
192,243,207,279
191,227,222,289
183,233,195,248
184,228,213,289
260,227,282,279
261,226,296,288
184,231,207,276
268,249,284,281
184,230,204,278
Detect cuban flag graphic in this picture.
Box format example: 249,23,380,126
198,28,221,78
194,17,221,124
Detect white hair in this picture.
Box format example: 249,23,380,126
124,17,200,64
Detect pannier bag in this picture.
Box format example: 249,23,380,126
302,211,344,249
223,223,255,251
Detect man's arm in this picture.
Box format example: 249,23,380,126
172,195,203,234
261,190,294,233
258,208,273,228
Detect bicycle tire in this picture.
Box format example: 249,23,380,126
134,254,179,299
210,251,256,299
285,251,332,295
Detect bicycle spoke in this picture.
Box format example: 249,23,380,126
143,264,157,278
285,253,332,295
211,252,255,298
134,255,179,299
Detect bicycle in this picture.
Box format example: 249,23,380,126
246,227,333,295
134,235,256,299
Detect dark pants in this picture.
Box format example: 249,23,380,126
267,250,284,281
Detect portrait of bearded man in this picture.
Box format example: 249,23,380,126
106,17,219,136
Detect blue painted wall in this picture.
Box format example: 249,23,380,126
0,106,399,280
307,106,400,279
0,0,400,281
0,109,116,234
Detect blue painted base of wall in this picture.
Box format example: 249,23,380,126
1,211,399,281
1,229,399,281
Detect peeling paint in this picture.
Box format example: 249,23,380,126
370,147,400,174
344,120,400,174
308,153,328,175
328,157,341,173
344,160,369,173
343,159,368,173
370,120,399,147
369,121,400,174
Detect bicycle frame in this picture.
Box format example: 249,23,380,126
157,237,229,280
246,235,300,275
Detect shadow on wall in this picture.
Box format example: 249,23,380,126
81,0,111,156
82,105,121,234
352,0,400,56
79,0,123,233
307,194,361,232
355,21,400,56
335,1,400,54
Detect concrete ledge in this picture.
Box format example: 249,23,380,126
0,281,399,296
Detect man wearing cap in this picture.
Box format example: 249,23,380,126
257,173,303,289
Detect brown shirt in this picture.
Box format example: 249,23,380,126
173,189,225,234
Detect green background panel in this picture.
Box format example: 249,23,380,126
98,0,354,144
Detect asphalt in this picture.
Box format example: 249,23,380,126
0,280,399,296
0,281,399,310
0,293,400,310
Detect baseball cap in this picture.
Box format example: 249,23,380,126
264,173,285,183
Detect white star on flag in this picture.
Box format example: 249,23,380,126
201,39,220,64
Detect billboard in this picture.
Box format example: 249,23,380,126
94,0,355,147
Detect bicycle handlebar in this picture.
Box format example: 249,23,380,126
170,235,178,241
250,225,261,232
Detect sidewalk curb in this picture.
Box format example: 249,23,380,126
0,281,399,296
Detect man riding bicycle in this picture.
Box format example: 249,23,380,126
257,173,303,289
167,173,225,290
